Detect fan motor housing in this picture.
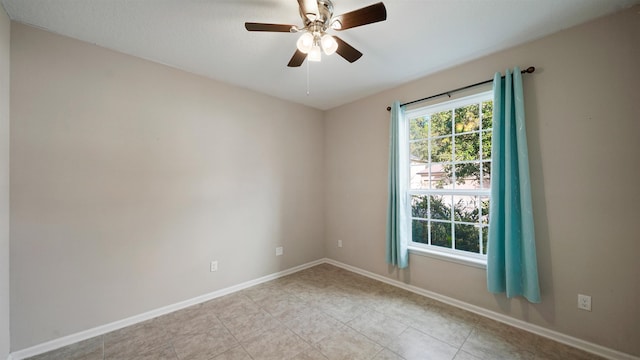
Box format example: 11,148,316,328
317,0,334,26
300,0,334,28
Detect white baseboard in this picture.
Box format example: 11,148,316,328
9,259,324,360
323,258,639,360
9,257,638,360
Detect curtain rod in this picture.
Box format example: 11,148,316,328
386,66,535,111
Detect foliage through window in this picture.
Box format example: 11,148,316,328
405,91,492,259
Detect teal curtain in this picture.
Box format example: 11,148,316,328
487,68,541,303
386,101,409,268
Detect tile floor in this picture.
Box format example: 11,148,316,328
28,264,603,360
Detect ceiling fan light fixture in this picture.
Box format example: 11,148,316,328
296,32,314,53
308,44,322,62
321,34,338,55
245,0,388,67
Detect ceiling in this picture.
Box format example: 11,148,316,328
2,0,637,110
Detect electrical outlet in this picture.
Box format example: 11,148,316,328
275,246,284,256
578,294,591,311
338,239,343,248
210,261,218,272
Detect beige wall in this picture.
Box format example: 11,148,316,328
0,5,10,360
9,23,325,350
325,6,640,357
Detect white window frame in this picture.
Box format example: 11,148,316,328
403,91,493,268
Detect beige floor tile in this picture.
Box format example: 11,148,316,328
356,291,402,313
134,344,178,360
291,348,330,360
240,325,311,360
453,350,482,360
27,336,103,360
334,287,381,307
220,308,281,341
347,310,408,347
158,303,221,336
461,327,535,360
377,293,435,323
281,308,343,344
312,293,370,323
335,276,384,296
407,310,473,347
315,326,383,360
200,293,261,321
104,318,172,359
436,304,483,325
373,348,406,360
211,346,252,360
472,318,537,353
281,282,327,301
386,327,459,360
295,285,344,303
171,321,238,360
259,292,315,318
239,282,282,303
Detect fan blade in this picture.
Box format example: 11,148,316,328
245,22,295,32
334,36,363,63
333,2,387,30
287,49,307,67
297,0,319,21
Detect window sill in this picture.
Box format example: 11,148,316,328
408,246,487,269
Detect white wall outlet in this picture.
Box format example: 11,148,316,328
578,294,591,311
210,261,218,272
337,239,343,248
275,246,284,256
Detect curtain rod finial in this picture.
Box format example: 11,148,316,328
386,106,391,111
524,66,535,73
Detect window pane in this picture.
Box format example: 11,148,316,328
455,163,481,189
412,219,429,244
410,140,429,162
429,195,451,220
481,130,492,159
411,195,429,218
431,221,451,248
482,162,491,189
453,196,478,222
480,196,490,224
430,163,453,189
431,137,452,162
409,117,429,141
454,133,479,161
455,224,480,253
410,165,430,189
482,101,493,130
410,140,429,189
482,226,489,255
455,104,480,133
430,110,452,137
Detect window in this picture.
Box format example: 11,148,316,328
404,91,492,262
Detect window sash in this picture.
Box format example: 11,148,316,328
404,91,492,259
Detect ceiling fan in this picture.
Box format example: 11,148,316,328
245,0,387,67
